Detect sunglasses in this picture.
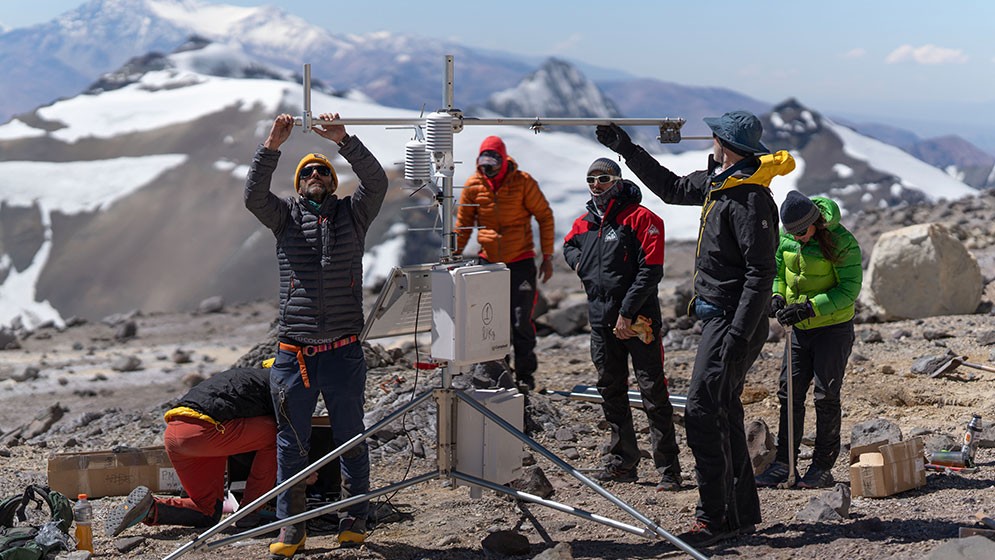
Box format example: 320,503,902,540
586,175,619,185
299,165,331,179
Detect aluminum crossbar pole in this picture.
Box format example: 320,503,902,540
162,389,434,560
205,471,439,549
454,391,708,560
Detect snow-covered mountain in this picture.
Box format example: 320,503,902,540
483,58,622,120
0,34,986,330
0,0,535,122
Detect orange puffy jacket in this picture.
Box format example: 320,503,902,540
456,139,554,263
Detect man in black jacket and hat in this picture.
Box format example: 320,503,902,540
597,112,795,547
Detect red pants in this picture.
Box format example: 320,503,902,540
160,416,277,517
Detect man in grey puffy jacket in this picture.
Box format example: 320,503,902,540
244,112,388,558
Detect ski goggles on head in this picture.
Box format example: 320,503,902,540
586,174,619,185
299,165,332,179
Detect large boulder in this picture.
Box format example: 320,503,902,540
862,223,982,320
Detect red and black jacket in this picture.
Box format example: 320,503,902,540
563,181,664,329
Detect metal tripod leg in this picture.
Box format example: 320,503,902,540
162,388,434,560
786,326,797,488
454,391,709,560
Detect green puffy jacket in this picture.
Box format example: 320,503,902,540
773,196,862,329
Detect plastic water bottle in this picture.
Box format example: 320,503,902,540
73,494,93,553
961,414,983,466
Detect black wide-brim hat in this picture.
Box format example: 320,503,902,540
704,110,770,156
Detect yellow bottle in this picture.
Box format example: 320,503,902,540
73,493,94,553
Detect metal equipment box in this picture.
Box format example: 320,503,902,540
431,263,510,365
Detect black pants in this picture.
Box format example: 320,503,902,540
482,257,538,382
685,314,766,531
776,320,854,470
590,327,681,477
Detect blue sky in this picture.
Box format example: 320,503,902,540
3,0,994,142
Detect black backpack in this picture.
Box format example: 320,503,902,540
0,485,74,560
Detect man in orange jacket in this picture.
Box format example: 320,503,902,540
456,136,555,391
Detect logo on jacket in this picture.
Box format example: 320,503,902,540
604,229,618,242
647,224,660,236
761,219,769,230
518,280,533,292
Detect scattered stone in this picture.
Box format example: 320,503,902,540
977,330,995,346
113,536,144,553
746,419,775,476
851,418,902,447
197,295,225,314
923,329,954,341
510,466,555,500
891,328,913,340
532,542,573,560
554,427,576,442
880,365,895,375
8,365,40,382
925,535,995,560
481,530,530,557
110,355,142,372
182,372,205,387
543,301,589,337
172,349,192,364
850,352,868,363
114,320,137,340
860,329,883,343
561,447,580,460
64,316,87,328
741,386,769,405
0,328,17,349
436,534,460,547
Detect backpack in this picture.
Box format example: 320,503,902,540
0,485,74,560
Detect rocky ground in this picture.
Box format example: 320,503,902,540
3,193,995,560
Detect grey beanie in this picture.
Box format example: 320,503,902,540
781,190,820,235
587,157,621,177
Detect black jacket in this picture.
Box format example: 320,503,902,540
563,181,664,329
174,367,273,423
624,147,795,339
244,137,388,344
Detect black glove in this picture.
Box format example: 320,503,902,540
768,294,786,318
595,123,636,158
719,331,748,364
776,302,815,326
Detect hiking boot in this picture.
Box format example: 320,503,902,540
337,516,367,547
674,519,737,548
269,524,306,558
656,471,682,492
754,461,797,488
797,466,834,489
592,465,638,483
105,486,153,537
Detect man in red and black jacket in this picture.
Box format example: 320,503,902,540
563,158,682,492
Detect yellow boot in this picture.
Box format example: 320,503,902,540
336,516,366,546
269,524,306,559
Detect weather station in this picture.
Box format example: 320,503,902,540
165,55,710,560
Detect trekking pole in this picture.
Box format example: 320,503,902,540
784,325,796,488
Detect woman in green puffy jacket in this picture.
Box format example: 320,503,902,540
755,191,862,489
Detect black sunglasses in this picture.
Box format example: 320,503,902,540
299,165,331,179
586,174,619,185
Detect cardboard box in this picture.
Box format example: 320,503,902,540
47,446,181,498
849,438,926,498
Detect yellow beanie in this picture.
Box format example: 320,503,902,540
293,153,338,193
